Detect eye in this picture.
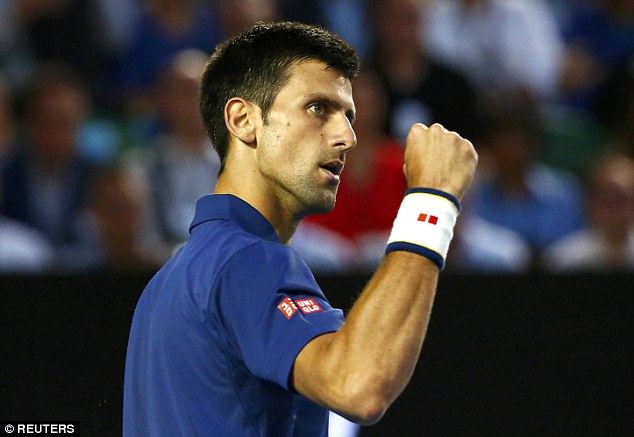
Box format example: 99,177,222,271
308,102,326,116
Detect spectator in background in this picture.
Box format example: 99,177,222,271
74,164,166,273
470,91,585,262
446,192,532,273
367,0,478,142
423,0,564,101
117,0,220,118
292,67,407,273
543,152,634,271
1,64,96,268
0,72,54,273
0,0,138,108
517,2,633,177
558,0,634,114
126,50,221,252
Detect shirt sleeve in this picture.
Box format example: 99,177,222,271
214,240,345,390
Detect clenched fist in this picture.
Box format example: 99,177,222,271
403,123,478,200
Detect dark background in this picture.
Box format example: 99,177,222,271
1,273,632,436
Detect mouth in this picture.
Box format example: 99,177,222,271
319,160,345,181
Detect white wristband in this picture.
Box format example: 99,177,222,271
386,188,461,269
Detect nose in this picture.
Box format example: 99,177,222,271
332,112,357,151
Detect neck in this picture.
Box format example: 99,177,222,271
214,169,299,245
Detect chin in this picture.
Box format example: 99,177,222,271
303,193,337,217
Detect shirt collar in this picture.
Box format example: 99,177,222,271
189,194,281,243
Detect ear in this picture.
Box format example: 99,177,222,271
224,98,258,145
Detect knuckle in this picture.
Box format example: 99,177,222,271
430,123,444,132
410,123,426,134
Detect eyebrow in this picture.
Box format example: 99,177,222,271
306,93,356,123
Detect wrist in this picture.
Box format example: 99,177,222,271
385,188,461,269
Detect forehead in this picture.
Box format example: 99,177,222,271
276,60,354,106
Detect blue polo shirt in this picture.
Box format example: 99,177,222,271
124,194,345,436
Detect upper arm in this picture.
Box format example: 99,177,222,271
217,243,344,389
290,331,337,397
290,327,389,425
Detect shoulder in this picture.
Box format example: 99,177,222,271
224,237,311,282
188,219,307,280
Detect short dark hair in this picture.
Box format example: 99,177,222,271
200,21,360,172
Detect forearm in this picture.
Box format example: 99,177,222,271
294,250,440,423
338,250,439,393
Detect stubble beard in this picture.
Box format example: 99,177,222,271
275,169,338,219
259,128,338,218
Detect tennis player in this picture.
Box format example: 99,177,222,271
124,21,477,436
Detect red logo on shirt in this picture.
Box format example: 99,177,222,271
417,213,438,225
277,297,297,320
294,298,323,315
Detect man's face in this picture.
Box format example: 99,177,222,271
256,60,356,217
28,86,86,163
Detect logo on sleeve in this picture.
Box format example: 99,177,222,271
277,296,298,320
294,298,323,315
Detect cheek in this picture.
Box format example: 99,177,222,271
260,124,312,167
258,129,291,181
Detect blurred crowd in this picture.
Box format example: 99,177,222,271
1,0,633,275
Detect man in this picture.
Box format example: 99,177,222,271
1,64,95,266
543,152,634,271
124,22,477,436
126,49,221,251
